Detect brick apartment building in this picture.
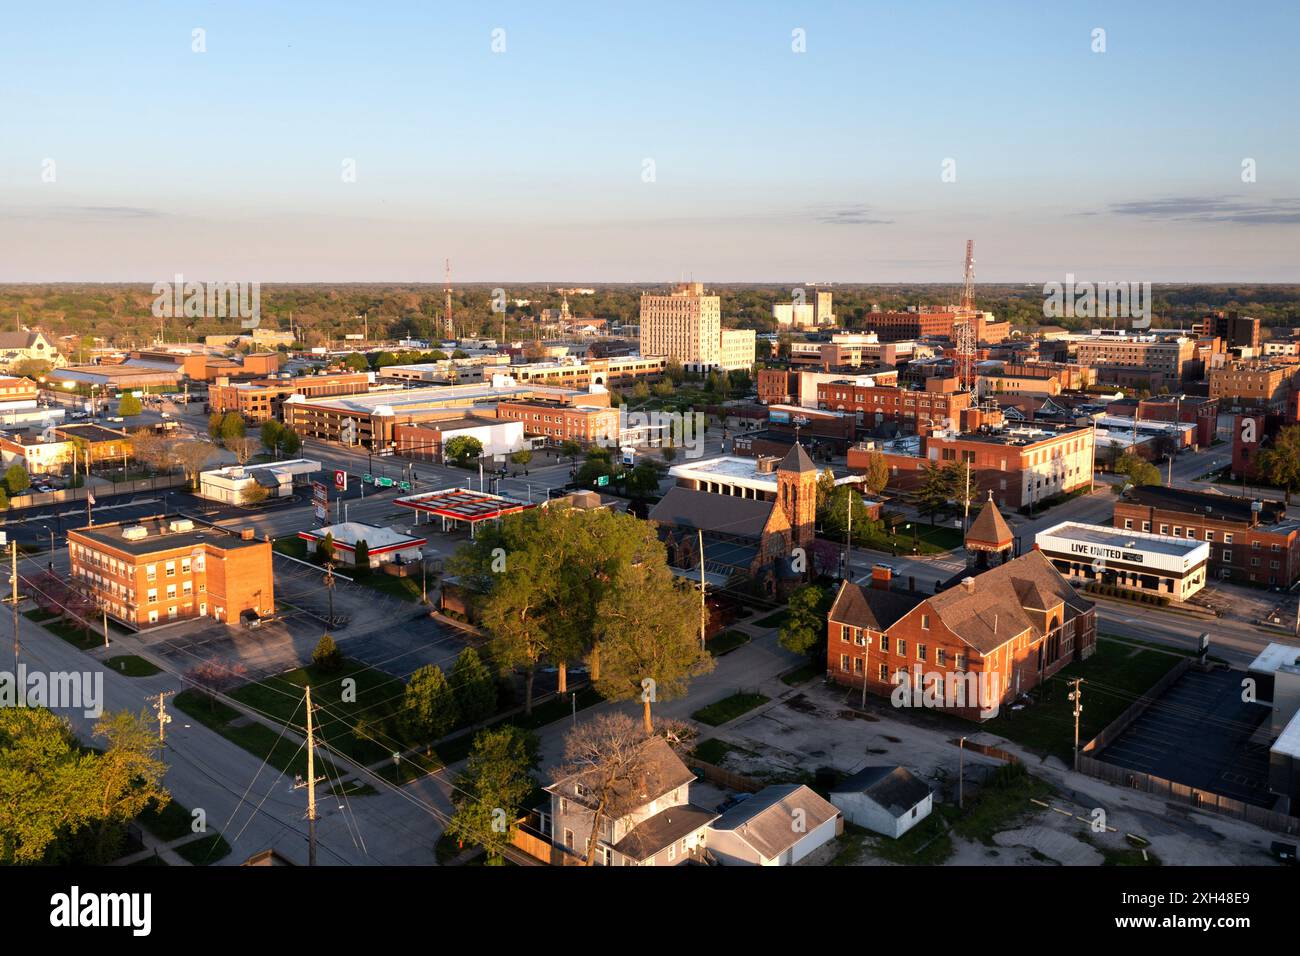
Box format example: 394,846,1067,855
53,423,132,465
0,376,39,404
1071,333,1195,382
993,361,1097,391
67,516,274,628
862,310,1009,345
1201,310,1261,352
850,422,1094,512
758,367,899,407
496,400,620,445
1113,485,1300,587
816,377,970,434
209,371,372,423
826,538,1096,721
1209,362,1296,411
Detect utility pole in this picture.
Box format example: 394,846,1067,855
958,736,966,809
306,685,318,867
697,529,707,650
1069,679,1083,772
324,563,335,626
860,636,872,709
150,691,174,761
10,539,19,668
844,486,853,581
963,460,972,532
102,604,109,649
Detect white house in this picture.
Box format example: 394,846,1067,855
828,766,933,839
706,784,842,865
298,521,426,569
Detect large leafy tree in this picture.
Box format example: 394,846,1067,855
444,435,483,464
1257,424,1300,503
916,462,953,525
446,726,535,862
401,664,459,742
862,450,890,496
778,583,832,658
0,708,167,865
451,647,497,726
592,562,713,733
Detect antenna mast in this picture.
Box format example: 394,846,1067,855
443,258,454,340
954,239,977,389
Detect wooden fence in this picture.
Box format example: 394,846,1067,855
1077,754,1299,836
688,757,764,794
1081,657,1192,755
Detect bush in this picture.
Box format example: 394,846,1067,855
312,634,343,672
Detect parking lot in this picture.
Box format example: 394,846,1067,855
1098,668,1274,807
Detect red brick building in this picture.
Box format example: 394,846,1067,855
209,372,371,423
827,540,1095,721
1113,485,1300,587
496,400,620,445
816,377,970,434
67,516,274,629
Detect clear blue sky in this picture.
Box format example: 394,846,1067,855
1,0,1297,281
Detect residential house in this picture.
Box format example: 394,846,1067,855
706,784,842,865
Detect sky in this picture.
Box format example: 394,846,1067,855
1,0,1298,283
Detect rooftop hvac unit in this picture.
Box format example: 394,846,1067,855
122,526,148,541
169,519,194,533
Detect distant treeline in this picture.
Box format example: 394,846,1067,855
2,282,1298,348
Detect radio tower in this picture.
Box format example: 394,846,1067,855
953,240,977,389
443,258,455,340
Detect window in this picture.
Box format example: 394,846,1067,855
841,625,851,642
920,614,930,630
879,663,889,681
1123,519,1132,530
1205,531,1214,541
166,585,176,600
954,653,967,670
853,657,864,675
936,648,947,666
917,644,927,662
1224,533,1233,544
896,639,907,657
1223,550,1232,562
146,588,157,604
879,635,889,653
563,829,574,849
182,558,191,573
165,561,175,577
840,654,851,671
145,564,156,581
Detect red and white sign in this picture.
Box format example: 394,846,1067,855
334,470,348,492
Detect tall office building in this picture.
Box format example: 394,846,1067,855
640,282,755,372
815,290,834,326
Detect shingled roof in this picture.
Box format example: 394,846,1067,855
709,784,840,860
648,485,776,538
546,735,696,815
827,579,926,632
925,550,1092,654
830,766,932,818
778,442,818,475
965,493,1013,550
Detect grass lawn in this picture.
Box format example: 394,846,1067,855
708,631,750,657
868,808,959,866
175,833,232,866
781,662,820,686
34,615,104,650
692,692,770,726
981,637,1182,762
23,607,58,623
228,658,410,769
858,522,962,556
137,798,195,842
753,609,789,629
173,688,343,782
104,655,161,677
690,737,758,766
272,536,312,560
274,536,426,603
951,763,1055,846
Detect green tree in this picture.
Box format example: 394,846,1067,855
260,419,286,453
862,450,890,496
219,412,245,444
916,462,953,525
560,439,582,461
207,411,224,440
343,352,369,371
446,726,535,861
319,532,335,564
117,393,142,417
4,464,30,496
624,461,661,497
312,633,342,672
1114,452,1162,489
592,562,714,733
1257,424,1300,504
815,467,837,511
353,539,370,570
445,435,483,464
509,449,532,470
401,664,459,742
778,584,832,658
240,482,269,506
451,647,498,727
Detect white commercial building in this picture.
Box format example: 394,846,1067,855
298,521,427,568
1035,520,1209,601
199,459,321,505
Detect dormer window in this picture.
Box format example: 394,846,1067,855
574,783,587,798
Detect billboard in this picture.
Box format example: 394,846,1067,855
312,481,330,524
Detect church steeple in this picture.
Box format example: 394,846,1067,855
777,443,818,549
965,490,1014,570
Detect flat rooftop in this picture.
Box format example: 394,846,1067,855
1037,521,1209,558
54,423,128,443
299,522,425,551
1247,641,1300,675
670,455,855,493
288,383,587,414
394,487,534,522
71,517,264,556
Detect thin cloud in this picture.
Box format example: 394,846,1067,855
1107,196,1300,225
814,204,893,226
